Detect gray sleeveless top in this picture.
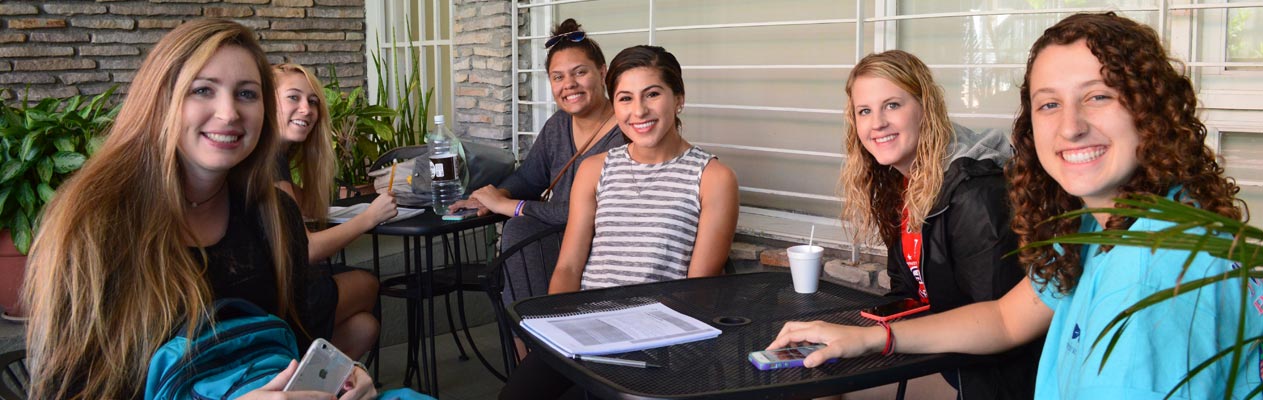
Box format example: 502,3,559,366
580,145,715,290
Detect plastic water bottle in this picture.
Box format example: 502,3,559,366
427,115,465,215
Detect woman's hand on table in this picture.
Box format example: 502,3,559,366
466,185,516,216
766,321,885,368
449,197,488,216
362,191,399,226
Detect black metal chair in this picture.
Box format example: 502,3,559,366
480,224,566,379
0,349,27,400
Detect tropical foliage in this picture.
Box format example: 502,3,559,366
0,87,120,254
370,32,435,151
1028,194,1262,399
324,68,396,186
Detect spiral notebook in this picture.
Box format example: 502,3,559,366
519,302,721,358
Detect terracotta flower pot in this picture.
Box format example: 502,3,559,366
0,230,27,319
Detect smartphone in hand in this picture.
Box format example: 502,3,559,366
284,338,354,394
748,344,834,370
860,298,929,322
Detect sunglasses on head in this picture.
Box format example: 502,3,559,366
545,31,586,49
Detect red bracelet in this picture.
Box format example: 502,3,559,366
878,321,895,356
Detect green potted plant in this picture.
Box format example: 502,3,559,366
323,67,397,193
369,32,435,151
0,87,119,318
1029,194,1262,399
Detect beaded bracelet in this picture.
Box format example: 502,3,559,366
878,321,895,356
514,200,526,217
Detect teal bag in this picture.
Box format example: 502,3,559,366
144,299,300,400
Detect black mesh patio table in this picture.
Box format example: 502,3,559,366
509,272,972,399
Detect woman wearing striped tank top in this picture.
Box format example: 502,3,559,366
500,45,738,400
548,45,739,295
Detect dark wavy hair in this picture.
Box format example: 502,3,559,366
546,18,606,70
605,45,685,129
1008,12,1242,294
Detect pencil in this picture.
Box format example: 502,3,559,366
387,161,397,192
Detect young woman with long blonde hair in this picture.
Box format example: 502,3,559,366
24,19,373,399
836,50,1038,398
273,63,393,360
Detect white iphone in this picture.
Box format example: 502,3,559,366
284,338,355,394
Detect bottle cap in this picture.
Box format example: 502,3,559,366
434,115,445,124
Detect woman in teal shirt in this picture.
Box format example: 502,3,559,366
769,12,1261,399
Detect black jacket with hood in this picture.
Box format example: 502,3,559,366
884,125,1041,400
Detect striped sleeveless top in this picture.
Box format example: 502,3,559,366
580,145,715,290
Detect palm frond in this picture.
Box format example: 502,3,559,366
1028,194,1262,398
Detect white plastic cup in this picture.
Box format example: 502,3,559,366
787,245,824,294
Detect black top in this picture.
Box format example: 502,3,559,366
509,272,974,400
199,188,325,348
885,157,1040,400
275,152,293,184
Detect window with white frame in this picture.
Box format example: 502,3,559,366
510,0,1263,227
365,0,455,132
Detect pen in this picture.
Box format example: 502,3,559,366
387,161,398,192
574,355,661,369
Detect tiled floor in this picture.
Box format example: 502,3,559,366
372,321,508,400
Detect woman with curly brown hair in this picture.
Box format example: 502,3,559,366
769,12,1261,398
839,49,1036,399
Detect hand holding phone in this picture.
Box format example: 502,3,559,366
860,298,929,322
284,339,354,394
748,344,836,370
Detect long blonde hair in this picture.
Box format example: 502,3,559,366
839,50,953,246
273,63,335,221
23,19,294,399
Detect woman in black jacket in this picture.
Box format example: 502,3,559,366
837,50,1039,399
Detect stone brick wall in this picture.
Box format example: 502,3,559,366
0,0,367,102
451,0,525,149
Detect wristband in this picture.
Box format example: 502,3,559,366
353,361,367,371
514,200,526,217
878,321,895,356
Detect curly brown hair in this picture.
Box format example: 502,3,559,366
1007,12,1241,295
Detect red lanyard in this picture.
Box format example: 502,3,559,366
901,206,928,303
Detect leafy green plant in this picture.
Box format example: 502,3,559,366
324,68,396,186
1027,194,1262,399
371,26,435,150
0,87,121,254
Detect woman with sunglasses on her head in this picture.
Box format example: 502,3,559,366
450,18,626,305
499,44,739,400
23,19,375,399
837,50,1038,399
273,63,393,361
769,13,1261,398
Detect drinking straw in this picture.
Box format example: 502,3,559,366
808,225,816,248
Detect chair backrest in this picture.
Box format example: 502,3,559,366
479,223,566,375
0,349,28,400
